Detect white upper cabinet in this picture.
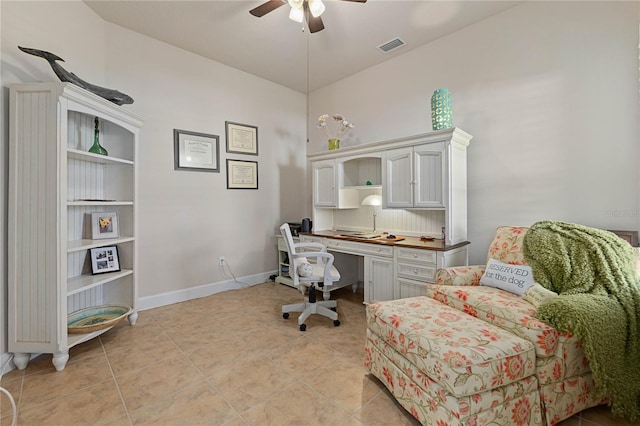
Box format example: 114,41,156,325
383,142,445,208
313,159,338,207
308,128,471,244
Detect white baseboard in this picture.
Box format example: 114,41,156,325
136,270,277,311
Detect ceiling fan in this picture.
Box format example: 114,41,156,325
250,0,367,33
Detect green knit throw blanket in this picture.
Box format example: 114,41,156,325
522,220,640,420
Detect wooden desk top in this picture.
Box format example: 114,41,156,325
301,230,470,252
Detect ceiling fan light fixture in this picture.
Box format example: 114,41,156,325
289,6,304,22
308,0,326,18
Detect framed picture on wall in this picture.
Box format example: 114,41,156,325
91,212,119,240
174,129,220,172
225,121,258,155
89,246,121,275
226,159,258,189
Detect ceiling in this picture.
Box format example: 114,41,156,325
85,0,520,93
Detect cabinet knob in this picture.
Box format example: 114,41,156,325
413,254,418,258
413,269,419,274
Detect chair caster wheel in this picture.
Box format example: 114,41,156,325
334,320,341,327
283,313,289,319
299,324,306,331
331,307,337,312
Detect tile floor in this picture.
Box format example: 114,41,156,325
1,282,639,425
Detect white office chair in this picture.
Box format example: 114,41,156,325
279,223,341,331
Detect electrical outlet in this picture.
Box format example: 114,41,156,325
218,256,225,266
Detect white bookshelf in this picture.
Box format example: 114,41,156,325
8,83,143,371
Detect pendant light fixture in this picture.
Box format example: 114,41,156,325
288,0,304,22
288,0,326,23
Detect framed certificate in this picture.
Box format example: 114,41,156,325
226,159,258,189
174,129,220,172
225,121,258,155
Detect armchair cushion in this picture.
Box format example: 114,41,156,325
425,284,563,358
486,226,529,264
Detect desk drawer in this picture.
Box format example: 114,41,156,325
396,262,437,282
300,236,324,245
325,239,394,258
396,247,437,265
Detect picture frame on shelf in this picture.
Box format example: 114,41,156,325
174,129,220,172
89,246,121,275
226,159,258,189
225,121,258,155
91,212,119,240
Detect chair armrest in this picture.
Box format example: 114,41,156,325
293,242,327,253
293,251,333,263
435,265,486,286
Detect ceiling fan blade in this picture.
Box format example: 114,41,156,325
304,3,325,33
249,0,286,17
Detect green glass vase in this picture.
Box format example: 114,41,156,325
431,88,453,130
88,117,108,156
328,138,340,150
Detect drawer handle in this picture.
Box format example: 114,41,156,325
377,248,381,252
413,254,418,258
413,269,419,274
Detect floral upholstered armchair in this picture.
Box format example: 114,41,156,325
427,226,606,425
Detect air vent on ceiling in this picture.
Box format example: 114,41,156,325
377,37,406,53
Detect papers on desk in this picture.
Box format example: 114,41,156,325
339,232,381,239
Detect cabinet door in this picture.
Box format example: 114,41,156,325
413,144,445,208
313,160,337,207
364,256,394,303
383,147,413,208
396,277,429,300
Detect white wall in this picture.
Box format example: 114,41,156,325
308,1,640,264
101,25,307,298
0,1,307,359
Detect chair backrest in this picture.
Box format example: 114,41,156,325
485,226,529,265
280,223,304,287
280,223,298,256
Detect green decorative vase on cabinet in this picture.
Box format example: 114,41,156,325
328,138,340,150
88,117,108,156
431,88,453,130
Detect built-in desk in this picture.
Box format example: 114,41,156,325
298,231,469,303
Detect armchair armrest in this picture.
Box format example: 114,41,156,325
435,265,486,286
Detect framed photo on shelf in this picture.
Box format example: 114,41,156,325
226,159,258,190
91,212,119,240
89,246,121,275
225,121,258,155
174,129,220,172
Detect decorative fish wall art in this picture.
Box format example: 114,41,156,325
18,46,134,106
